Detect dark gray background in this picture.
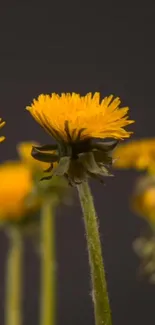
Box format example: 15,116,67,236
0,1,154,324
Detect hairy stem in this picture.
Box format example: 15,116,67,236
40,201,56,325
5,227,23,325
77,181,112,325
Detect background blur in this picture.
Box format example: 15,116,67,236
0,1,154,324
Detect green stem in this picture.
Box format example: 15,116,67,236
5,227,23,325
40,201,56,325
77,181,112,325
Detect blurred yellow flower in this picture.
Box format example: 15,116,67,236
133,187,155,222
133,235,155,283
0,162,39,221
17,142,50,171
132,176,155,223
26,92,134,141
0,118,5,142
113,138,155,171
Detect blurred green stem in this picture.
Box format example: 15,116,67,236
5,227,23,325
77,181,112,325
40,200,56,325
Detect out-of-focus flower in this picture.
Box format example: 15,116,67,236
131,175,155,223
16,142,71,325
17,142,50,171
113,139,155,283
0,118,5,142
133,235,155,283
26,92,134,185
113,138,155,171
2,142,70,325
0,142,70,229
0,161,39,223
17,141,69,204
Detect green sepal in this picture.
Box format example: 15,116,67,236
33,144,58,151
32,146,59,163
98,163,113,176
91,139,118,152
79,152,110,176
92,150,113,165
66,159,87,185
53,157,70,176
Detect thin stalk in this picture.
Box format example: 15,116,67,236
5,227,23,325
77,181,112,325
40,200,56,325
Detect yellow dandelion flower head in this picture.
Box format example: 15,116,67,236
0,162,39,220
17,141,51,171
0,118,5,142
26,92,134,142
132,176,155,223
26,93,134,185
113,138,155,171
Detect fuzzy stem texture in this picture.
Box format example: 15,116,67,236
40,200,56,325
77,181,112,325
5,227,23,325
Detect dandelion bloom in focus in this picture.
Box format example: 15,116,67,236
0,118,5,142
26,92,134,185
0,162,39,222
113,138,155,171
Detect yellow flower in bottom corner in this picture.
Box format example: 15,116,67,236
0,161,39,222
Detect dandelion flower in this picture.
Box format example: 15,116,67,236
0,162,39,222
26,92,134,185
113,138,155,171
26,93,134,323
132,175,155,223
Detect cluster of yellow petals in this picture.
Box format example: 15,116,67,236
0,118,5,143
26,92,134,142
113,138,155,171
0,162,39,220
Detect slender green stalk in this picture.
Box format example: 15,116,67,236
77,181,112,325
5,227,23,325
40,200,56,325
